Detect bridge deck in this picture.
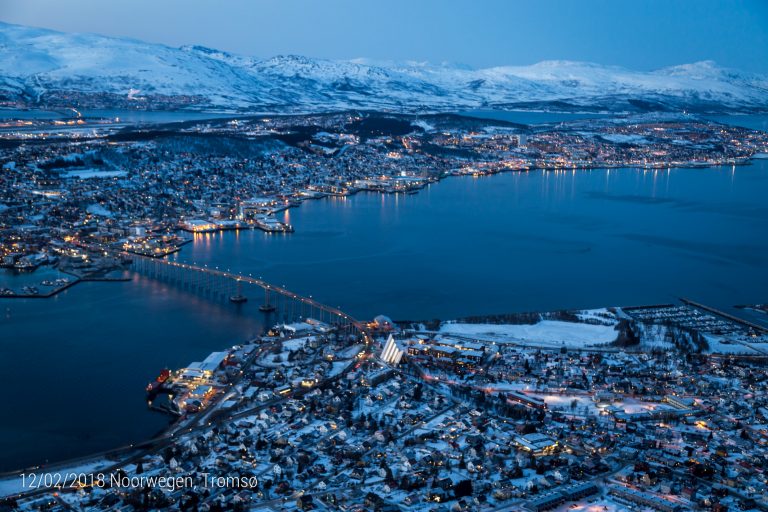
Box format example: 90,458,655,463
127,254,370,339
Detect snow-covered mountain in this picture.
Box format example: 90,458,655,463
1,21,767,113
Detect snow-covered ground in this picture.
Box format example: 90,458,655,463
62,169,126,179
533,393,603,417
2,21,768,112
600,133,651,144
551,498,628,512
439,319,619,348
87,203,113,217
704,335,764,355
635,324,675,350
575,308,617,325
484,382,531,392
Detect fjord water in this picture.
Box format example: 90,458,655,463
176,163,768,321
0,279,264,472
458,109,612,123
702,114,768,132
2,162,768,471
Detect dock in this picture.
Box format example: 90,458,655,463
0,277,80,299
681,298,768,334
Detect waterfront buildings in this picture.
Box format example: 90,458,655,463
2,112,768,510
3,302,768,511
1,112,767,296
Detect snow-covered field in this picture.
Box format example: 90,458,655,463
618,398,673,414
704,335,764,355
552,498,629,512
87,203,113,217
533,393,603,417
600,133,651,144
439,319,619,348
62,169,126,179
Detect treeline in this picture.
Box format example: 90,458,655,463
624,318,711,353
612,319,640,347
457,311,541,325
456,310,585,325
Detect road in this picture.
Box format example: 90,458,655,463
1,327,370,505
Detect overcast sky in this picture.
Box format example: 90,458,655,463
1,0,767,72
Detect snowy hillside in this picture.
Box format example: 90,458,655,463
1,21,767,113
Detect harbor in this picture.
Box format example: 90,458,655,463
145,318,341,419
0,259,133,299
0,262,85,299
1,163,767,472
146,348,254,417
0,276,77,298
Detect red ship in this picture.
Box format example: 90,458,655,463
146,368,171,393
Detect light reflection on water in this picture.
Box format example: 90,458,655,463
1,162,767,471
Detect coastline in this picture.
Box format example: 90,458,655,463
3,293,767,485
1,154,762,301
2,158,767,477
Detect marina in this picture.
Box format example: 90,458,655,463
0,276,77,298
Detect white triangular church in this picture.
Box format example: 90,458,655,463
379,334,404,365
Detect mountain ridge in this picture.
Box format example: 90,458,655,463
1,21,767,113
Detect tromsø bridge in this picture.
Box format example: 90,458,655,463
127,254,370,341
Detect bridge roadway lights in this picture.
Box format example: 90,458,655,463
131,255,366,337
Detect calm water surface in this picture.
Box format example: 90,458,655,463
0,278,263,471
458,109,612,124
0,108,238,123
459,110,768,133
703,114,768,132
2,162,768,471
174,164,768,321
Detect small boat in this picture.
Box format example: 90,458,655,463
259,304,276,312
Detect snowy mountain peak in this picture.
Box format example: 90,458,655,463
657,60,735,79
181,45,232,57
1,21,766,114
267,54,320,66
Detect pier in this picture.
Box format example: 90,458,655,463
681,297,768,334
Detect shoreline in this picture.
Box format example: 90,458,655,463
1,159,766,478
0,269,132,300
3,294,767,478
0,157,762,303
